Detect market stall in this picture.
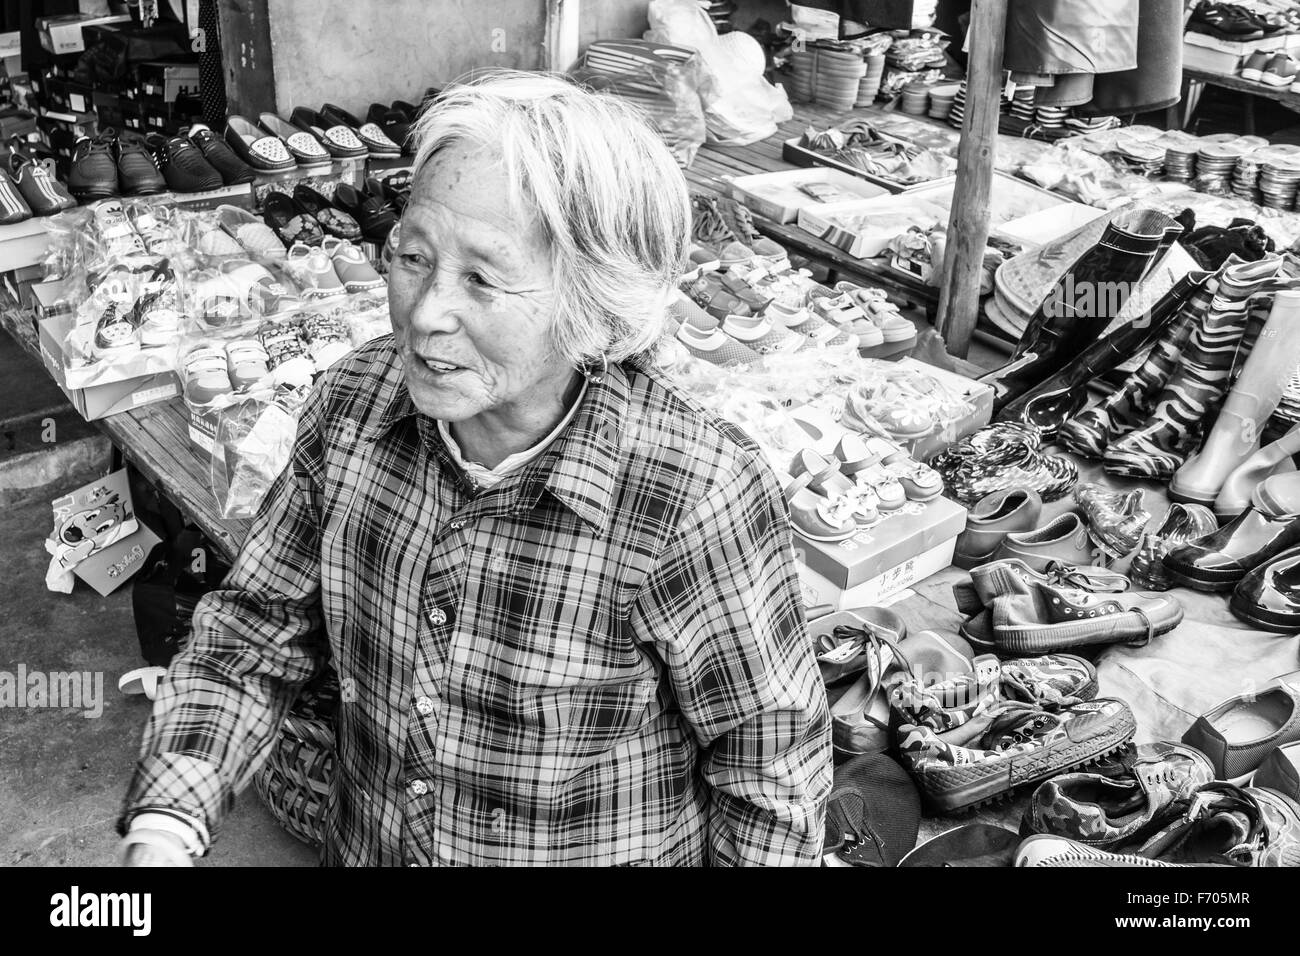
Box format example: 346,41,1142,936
3,0,1300,871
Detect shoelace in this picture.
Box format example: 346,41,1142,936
691,196,735,246
1040,561,1130,593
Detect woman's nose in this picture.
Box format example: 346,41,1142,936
407,278,464,336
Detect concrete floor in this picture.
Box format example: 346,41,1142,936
0,491,316,868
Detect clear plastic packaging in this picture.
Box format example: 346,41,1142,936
210,386,310,518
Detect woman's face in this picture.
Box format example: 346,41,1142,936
387,141,571,426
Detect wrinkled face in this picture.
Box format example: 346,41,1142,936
387,141,569,424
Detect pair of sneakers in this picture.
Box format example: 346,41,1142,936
183,339,272,405
285,238,385,299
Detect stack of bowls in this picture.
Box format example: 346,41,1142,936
855,53,887,106
927,82,959,121
813,47,868,112
1259,153,1300,209
1158,132,1201,181
1233,150,1263,202
1197,140,1244,191
900,82,930,115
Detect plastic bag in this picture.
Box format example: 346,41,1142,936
210,388,309,519
645,0,792,146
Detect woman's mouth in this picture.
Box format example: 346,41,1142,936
415,355,461,374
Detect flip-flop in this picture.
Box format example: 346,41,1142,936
118,666,167,701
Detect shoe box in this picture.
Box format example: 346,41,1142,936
886,357,994,461
794,496,967,610
37,13,132,57
1183,30,1300,76
50,468,162,596
36,311,180,422
0,218,53,274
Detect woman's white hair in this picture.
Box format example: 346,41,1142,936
409,70,690,369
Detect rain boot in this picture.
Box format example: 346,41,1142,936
981,208,1184,414
1171,288,1300,507
1059,271,1217,458
1104,257,1283,481
1215,422,1300,519
998,271,1207,439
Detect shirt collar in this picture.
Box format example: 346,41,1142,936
359,341,628,534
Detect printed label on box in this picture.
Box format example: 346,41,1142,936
131,383,178,407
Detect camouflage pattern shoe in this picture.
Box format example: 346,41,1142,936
1015,834,1177,867
896,697,1137,814
1133,782,1300,867
1022,741,1215,850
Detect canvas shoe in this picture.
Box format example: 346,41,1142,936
7,152,73,215
319,103,401,157
219,259,303,316
0,168,32,224
1023,741,1216,851
896,696,1137,814
91,300,139,360
1127,782,1300,866
67,131,120,200
809,290,880,341
670,294,760,367
824,752,921,866
721,312,806,355
224,115,296,172
285,242,347,299
323,237,384,292
302,311,352,368
1014,834,1177,867
1181,672,1300,784
366,102,413,155
1261,52,1299,87
224,338,270,391
257,112,332,169
186,123,256,185
256,320,315,386
217,204,286,260
145,133,222,193
1242,49,1271,82
768,301,858,349
289,107,368,160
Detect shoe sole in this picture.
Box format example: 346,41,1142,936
70,186,118,200
1242,70,1265,81
917,715,1137,814
993,604,1184,655
343,279,385,293
1228,592,1300,633
1161,563,1244,592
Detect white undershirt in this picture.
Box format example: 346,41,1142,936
435,378,589,489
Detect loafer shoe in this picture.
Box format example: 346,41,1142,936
1253,741,1300,802
320,102,401,157
289,107,368,160
959,558,1182,656
258,112,332,168
334,182,395,242
225,115,296,172
0,168,32,223
1164,471,1300,591
7,152,73,215
263,191,322,246
66,131,119,200
994,512,1097,571
292,184,361,240
1232,544,1300,632
187,123,256,184
1181,672,1300,784
115,131,166,195
145,133,222,193
366,102,413,155
1023,741,1215,850
954,487,1042,570
897,697,1137,814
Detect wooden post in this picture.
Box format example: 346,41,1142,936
935,0,1007,359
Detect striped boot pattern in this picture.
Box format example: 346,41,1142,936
1058,281,1214,458
1104,258,1282,480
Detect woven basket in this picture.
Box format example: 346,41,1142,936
253,671,338,848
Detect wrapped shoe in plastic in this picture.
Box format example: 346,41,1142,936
1074,483,1152,558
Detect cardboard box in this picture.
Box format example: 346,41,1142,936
166,182,256,212
890,357,994,461
0,218,51,273
37,13,131,56
134,61,200,102
0,30,21,60
30,277,77,321
794,494,966,595
729,167,890,224
782,136,955,195
49,469,161,595
37,313,180,421
797,536,958,610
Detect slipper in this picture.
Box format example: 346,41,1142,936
118,666,167,701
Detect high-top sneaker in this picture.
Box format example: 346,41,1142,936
7,152,74,215
1105,256,1284,480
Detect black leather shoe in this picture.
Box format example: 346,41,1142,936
320,103,401,157
224,115,296,172
366,102,413,155
262,190,322,246
187,123,256,184
146,133,222,192
289,107,368,160
292,184,361,240
257,112,331,169
334,182,395,241
115,131,166,195
1165,472,1300,591
1230,546,1300,632
67,131,119,200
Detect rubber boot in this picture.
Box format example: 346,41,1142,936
1104,256,1284,481
981,208,1184,414
1215,422,1300,519
998,271,1208,440
1059,271,1217,458
1171,288,1300,506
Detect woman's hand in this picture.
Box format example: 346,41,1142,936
119,829,194,867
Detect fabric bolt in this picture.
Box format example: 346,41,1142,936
119,336,831,867
1003,0,1139,75
1034,71,1094,109
1079,0,1186,116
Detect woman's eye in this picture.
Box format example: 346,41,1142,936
399,252,429,268
467,272,494,288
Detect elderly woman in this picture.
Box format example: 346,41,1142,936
119,71,831,867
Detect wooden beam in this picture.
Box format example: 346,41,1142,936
545,0,582,73
935,0,1007,359
217,0,277,118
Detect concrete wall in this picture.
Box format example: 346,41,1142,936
264,0,549,117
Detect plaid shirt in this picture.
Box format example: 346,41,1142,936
122,335,831,866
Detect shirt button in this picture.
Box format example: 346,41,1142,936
414,696,434,716
407,862,420,868
427,607,447,626
409,779,429,797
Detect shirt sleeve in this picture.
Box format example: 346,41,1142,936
630,452,832,867
117,390,330,849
